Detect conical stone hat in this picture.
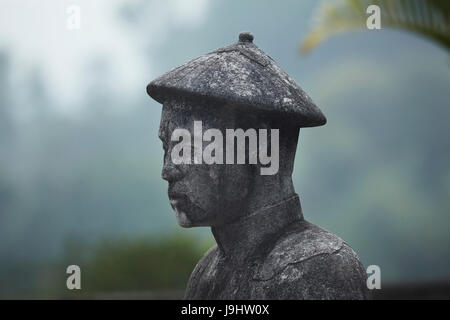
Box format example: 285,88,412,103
147,32,326,128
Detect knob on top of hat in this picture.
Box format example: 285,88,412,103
239,32,254,43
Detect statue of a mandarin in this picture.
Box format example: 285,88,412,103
147,32,369,299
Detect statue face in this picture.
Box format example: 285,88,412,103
158,101,253,228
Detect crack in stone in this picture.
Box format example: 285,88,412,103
252,243,345,282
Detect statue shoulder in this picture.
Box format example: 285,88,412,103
255,221,344,280
184,244,219,298
189,244,219,278
255,221,370,299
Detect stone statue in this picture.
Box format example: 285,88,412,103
147,32,369,299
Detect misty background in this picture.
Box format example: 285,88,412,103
0,0,449,298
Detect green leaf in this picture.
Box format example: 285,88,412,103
301,0,450,53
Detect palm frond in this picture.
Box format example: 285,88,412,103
301,0,450,53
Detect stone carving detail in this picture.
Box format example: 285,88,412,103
147,32,369,300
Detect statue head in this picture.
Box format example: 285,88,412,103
158,97,302,228
148,32,326,228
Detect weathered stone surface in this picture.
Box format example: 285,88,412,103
183,196,369,300
147,32,369,300
147,32,326,128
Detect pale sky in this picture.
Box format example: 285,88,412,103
0,0,210,113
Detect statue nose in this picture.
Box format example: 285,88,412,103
161,165,184,182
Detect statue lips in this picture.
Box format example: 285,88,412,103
168,189,189,212
168,187,205,218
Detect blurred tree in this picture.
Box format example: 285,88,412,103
301,0,450,53
0,51,14,223
61,233,213,297
0,51,12,144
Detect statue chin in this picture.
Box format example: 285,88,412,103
171,195,210,228
175,209,194,228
